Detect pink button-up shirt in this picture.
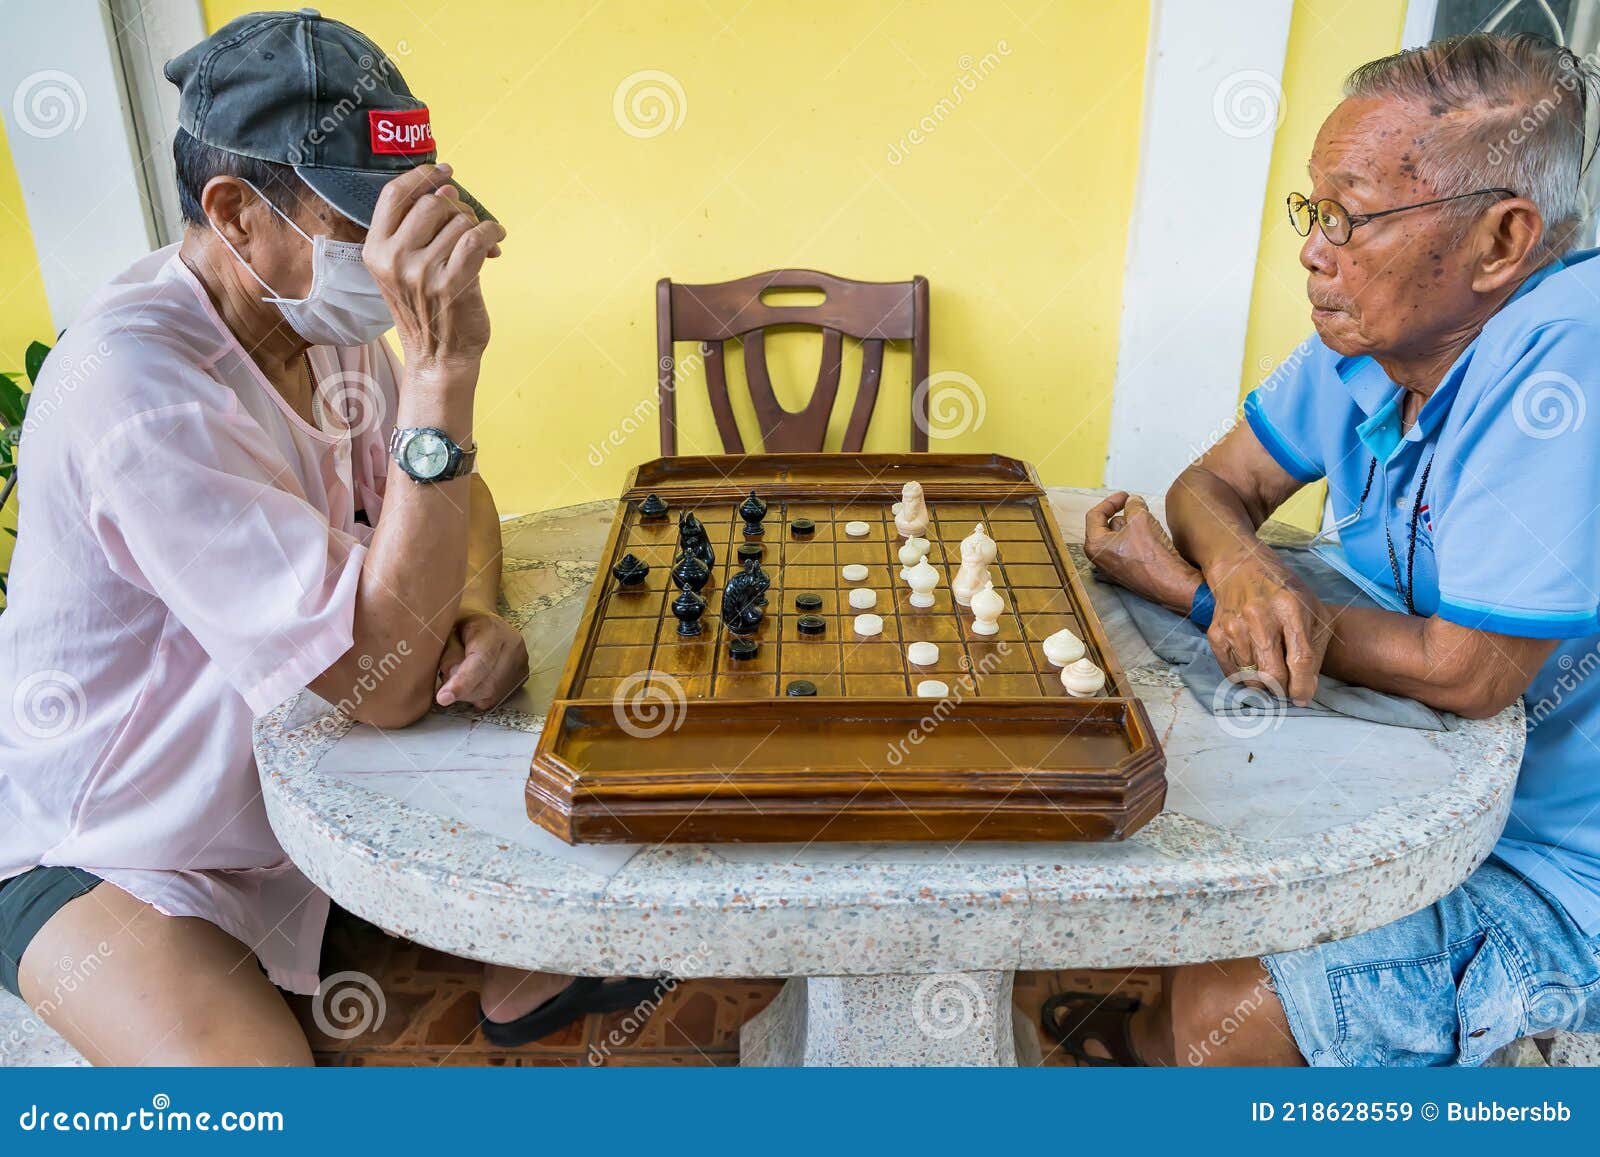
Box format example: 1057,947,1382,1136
0,245,400,993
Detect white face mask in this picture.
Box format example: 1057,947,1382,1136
212,180,395,347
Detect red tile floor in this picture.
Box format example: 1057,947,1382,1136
291,912,1160,1066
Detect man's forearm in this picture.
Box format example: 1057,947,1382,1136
1322,606,1542,719
459,474,504,616
1320,604,1435,696
313,365,478,722
1167,465,1273,578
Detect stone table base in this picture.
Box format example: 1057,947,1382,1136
740,972,1044,1066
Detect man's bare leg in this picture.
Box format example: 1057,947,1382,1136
479,965,572,1023
19,882,312,1066
1130,958,1306,1066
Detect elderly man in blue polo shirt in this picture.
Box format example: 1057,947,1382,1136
1073,31,1600,1066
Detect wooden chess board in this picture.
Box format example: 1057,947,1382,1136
527,454,1166,844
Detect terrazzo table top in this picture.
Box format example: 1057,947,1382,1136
255,488,1525,977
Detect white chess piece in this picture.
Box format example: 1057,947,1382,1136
969,580,1004,635
961,523,997,566
897,537,929,575
1042,628,1086,667
894,481,929,538
1061,657,1105,696
905,556,940,608
950,535,991,607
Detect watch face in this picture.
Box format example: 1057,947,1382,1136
404,431,451,478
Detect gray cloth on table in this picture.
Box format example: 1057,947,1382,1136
1113,544,1458,732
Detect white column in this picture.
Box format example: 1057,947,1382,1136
0,0,201,332
1103,0,1294,495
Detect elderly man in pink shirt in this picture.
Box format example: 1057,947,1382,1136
0,11,656,1064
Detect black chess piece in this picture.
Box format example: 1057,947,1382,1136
671,582,707,638
739,490,768,538
669,552,711,594
611,553,650,587
736,542,763,564
720,567,768,635
728,637,760,662
639,493,669,520
677,511,716,570
740,556,771,603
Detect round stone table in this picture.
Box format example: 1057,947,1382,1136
255,488,1524,1066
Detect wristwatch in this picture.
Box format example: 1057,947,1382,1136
389,426,477,483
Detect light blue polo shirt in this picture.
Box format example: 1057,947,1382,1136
1243,249,1600,935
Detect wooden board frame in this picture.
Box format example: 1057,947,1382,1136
527,453,1166,843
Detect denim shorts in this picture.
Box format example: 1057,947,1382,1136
1263,856,1600,1066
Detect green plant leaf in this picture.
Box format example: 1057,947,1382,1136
0,374,23,428
24,341,50,386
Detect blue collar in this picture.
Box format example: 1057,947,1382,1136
1338,255,1570,461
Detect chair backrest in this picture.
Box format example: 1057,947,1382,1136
656,269,930,454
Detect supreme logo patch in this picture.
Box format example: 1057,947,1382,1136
369,108,434,155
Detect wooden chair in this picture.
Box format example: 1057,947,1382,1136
655,269,930,455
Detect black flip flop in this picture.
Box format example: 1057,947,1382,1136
1040,991,1144,1066
478,976,668,1047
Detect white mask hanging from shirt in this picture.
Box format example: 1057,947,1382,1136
211,179,395,347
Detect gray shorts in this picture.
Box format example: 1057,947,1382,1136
0,867,102,998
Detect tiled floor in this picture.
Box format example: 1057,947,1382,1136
292,911,1161,1066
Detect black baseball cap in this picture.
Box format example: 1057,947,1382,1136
164,8,492,228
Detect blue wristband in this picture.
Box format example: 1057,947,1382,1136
1188,582,1215,629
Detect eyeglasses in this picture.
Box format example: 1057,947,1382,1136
1286,187,1517,245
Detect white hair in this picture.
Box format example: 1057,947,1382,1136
1343,33,1599,259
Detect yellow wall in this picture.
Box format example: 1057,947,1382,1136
0,1,1418,530
1239,0,1408,527
0,118,56,584
206,0,1150,513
